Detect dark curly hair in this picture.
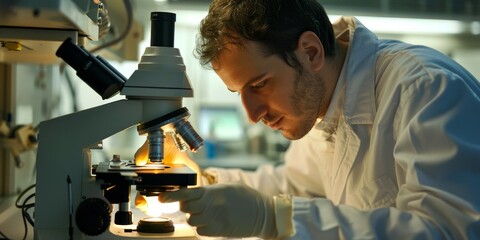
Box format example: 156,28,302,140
195,0,336,72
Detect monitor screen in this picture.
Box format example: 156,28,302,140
197,105,244,141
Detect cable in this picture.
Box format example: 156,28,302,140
20,196,35,240
0,230,11,239
21,194,35,227
89,0,133,54
15,184,35,208
15,184,36,240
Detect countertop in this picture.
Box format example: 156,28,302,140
0,195,34,240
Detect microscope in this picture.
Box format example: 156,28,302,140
34,12,203,239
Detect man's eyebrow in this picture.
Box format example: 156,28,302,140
227,73,267,92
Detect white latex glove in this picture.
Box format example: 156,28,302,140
159,183,277,239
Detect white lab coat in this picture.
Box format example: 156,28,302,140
206,17,480,239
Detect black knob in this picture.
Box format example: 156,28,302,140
75,198,112,236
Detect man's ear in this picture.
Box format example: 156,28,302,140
295,31,324,72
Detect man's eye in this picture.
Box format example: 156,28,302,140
252,80,266,89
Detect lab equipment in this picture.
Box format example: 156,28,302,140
34,12,203,239
0,120,38,168
55,37,127,100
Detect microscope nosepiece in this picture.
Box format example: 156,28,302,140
138,107,204,161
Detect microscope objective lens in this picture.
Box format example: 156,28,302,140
174,120,204,152
148,130,164,162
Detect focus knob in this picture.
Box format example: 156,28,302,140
75,198,112,236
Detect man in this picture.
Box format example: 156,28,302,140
158,0,480,239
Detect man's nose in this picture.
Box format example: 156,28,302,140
241,92,266,124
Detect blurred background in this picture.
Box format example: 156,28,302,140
1,0,480,199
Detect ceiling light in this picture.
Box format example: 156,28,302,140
329,15,465,35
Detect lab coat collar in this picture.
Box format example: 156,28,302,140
335,17,378,125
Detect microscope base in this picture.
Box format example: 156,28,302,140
108,223,197,239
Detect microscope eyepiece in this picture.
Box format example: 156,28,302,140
56,37,127,99
150,12,176,47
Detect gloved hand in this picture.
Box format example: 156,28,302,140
159,183,277,239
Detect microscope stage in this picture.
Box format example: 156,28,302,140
95,161,197,187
